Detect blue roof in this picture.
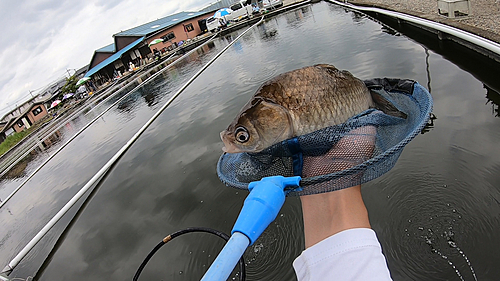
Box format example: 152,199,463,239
113,11,205,37
96,43,115,53
85,37,144,77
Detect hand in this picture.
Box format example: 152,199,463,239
300,126,376,248
302,126,376,178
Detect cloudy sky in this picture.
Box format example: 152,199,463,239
0,0,212,118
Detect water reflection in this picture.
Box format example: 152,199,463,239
4,2,500,281
424,47,432,93
381,25,400,36
421,113,437,134
36,130,62,151
485,84,500,117
350,10,366,24
258,20,279,40
371,8,500,100
141,89,162,107
2,157,30,179
284,6,311,27
194,41,216,57
116,92,140,114
2,130,63,180
0,33,230,280
224,34,233,43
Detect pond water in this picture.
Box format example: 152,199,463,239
1,2,500,280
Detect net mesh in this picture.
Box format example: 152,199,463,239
217,78,433,196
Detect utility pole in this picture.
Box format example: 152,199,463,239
66,69,76,77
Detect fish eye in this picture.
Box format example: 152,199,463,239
235,127,249,143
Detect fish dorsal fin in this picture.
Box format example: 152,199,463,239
314,64,340,76
370,90,407,119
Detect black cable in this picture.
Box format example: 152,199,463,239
133,227,246,281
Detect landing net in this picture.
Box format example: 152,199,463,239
217,78,433,196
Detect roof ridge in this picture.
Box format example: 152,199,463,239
112,11,203,37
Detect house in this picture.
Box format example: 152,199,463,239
0,121,6,143
84,11,214,88
4,101,49,134
0,99,50,142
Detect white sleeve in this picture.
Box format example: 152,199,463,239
293,228,392,281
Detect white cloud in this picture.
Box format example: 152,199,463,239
0,0,211,117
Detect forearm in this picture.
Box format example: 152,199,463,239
300,185,371,248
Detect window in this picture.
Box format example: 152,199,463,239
32,106,43,116
17,120,24,128
184,23,194,32
231,3,243,10
162,32,175,41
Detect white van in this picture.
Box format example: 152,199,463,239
206,17,222,33
230,1,253,21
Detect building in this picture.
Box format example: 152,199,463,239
0,91,52,137
1,93,49,123
0,64,89,143
0,100,49,144
0,7,224,144
84,10,214,87
199,0,236,13
0,122,6,143
1,100,50,136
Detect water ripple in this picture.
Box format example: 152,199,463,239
376,171,482,280
242,202,303,281
239,66,279,86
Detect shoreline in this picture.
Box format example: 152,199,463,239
281,0,500,44
341,0,500,44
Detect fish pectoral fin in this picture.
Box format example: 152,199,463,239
370,90,407,119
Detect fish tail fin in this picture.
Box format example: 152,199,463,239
370,90,408,119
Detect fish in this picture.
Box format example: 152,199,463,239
220,64,406,153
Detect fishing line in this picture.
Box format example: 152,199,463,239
0,34,218,208
1,16,264,276
133,227,246,281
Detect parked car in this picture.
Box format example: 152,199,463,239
262,0,283,10
206,17,222,33
230,1,253,21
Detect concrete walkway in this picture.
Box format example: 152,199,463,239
281,0,500,44
340,0,500,44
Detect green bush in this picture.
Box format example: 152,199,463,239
0,129,33,156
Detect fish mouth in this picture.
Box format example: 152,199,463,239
220,131,242,153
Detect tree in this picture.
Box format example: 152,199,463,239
60,75,78,96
